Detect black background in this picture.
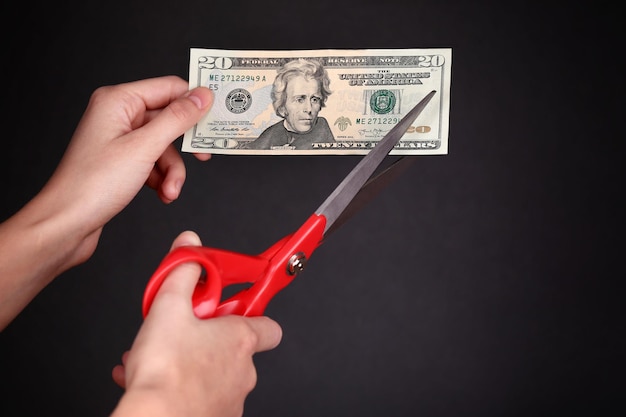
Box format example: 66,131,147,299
1,1,623,416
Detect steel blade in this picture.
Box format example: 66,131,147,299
315,90,436,235
323,156,417,238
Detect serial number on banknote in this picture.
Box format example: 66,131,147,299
208,74,267,83
355,117,402,125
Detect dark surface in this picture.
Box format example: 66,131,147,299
1,1,623,416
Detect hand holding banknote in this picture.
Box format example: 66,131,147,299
182,48,452,155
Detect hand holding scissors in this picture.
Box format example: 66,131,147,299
142,90,437,319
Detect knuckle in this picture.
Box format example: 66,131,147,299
88,84,114,105
239,323,260,353
244,367,258,393
227,317,261,353
87,84,137,115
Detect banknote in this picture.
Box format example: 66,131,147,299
181,48,451,155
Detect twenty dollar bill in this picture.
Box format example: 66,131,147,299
182,48,452,155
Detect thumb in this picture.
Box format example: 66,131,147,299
150,231,205,315
136,86,213,152
169,230,203,251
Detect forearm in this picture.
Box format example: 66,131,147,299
0,186,97,330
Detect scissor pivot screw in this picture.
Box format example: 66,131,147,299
287,252,307,275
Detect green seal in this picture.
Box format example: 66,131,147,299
370,89,396,114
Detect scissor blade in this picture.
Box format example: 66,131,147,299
324,156,416,238
315,90,436,235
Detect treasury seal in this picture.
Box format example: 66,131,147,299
370,89,396,115
225,88,252,113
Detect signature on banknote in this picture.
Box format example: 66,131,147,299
358,128,388,138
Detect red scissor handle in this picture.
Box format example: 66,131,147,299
142,214,327,319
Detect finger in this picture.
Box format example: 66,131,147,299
119,75,191,110
150,261,203,315
111,350,130,388
111,364,126,388
154,144,186,203
149,231,205,314
74,76,194,141
170,230,202,250
145,166,164,193
193,153,212,162
130,86,213,155
244,316,283,352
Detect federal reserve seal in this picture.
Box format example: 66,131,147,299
370,89,396,115
225,88,252,113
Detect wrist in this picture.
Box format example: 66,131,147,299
112,387,218,417
0,185,98,329
19,184,98,269
111,389,174,417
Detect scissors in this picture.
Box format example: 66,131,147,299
142,90,437,319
